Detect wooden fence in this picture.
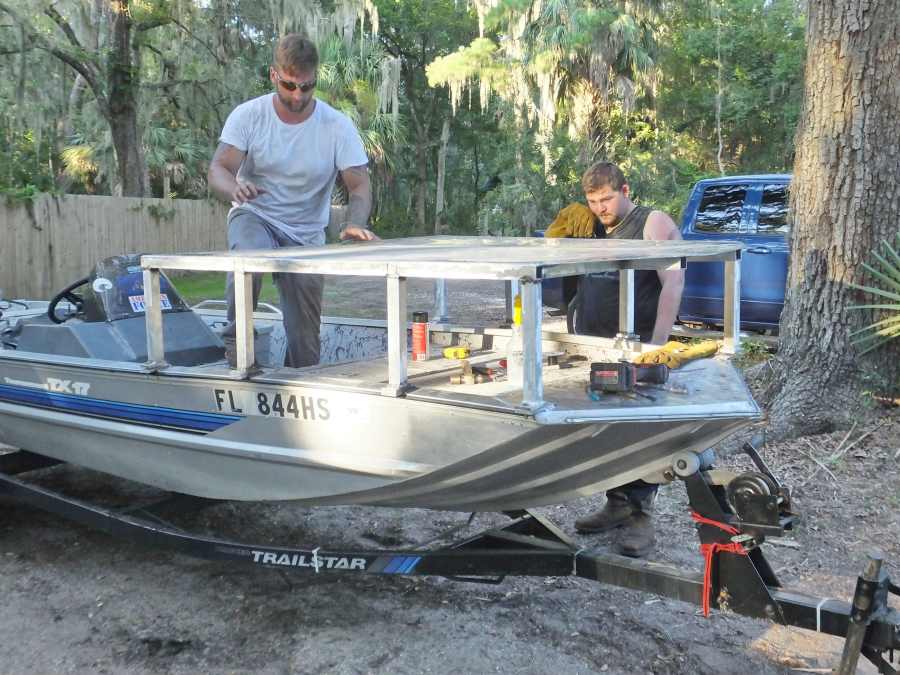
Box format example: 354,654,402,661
0,194,230,299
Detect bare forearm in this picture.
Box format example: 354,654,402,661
347,187,372,228
652,276,684,344
208,163,238,203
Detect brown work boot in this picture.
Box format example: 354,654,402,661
616,511,656,558
574,496,637,533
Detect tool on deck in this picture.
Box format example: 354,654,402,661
449,359,491,385
589,361,669,394
443,346,470,360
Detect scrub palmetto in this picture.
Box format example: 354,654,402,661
849,233,900,355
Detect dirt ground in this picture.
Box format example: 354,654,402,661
1,279,899,674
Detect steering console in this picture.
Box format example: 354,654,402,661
47,277,89,324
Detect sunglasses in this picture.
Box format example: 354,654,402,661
272,69,317,93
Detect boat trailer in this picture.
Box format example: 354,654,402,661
2,441,898,674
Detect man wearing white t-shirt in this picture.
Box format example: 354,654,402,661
208,34,378,368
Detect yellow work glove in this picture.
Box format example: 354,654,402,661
544,203,596,238
633,340,718,369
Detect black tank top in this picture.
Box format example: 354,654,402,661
573,205,662,340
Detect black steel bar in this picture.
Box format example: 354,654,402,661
0,470,573,577
741,435,783,490
861,646,899,675
772,590,900,652
116,493,224,519
457,530,572,552
502,510,577,547
0,449,64,475
575,551,704,606
840,554,886,674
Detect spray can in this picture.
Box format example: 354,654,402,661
412,311,430,361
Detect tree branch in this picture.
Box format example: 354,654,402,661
0,45,35,55
136,15,173,32
142,78,214,90
43,5,83,51
0,1,107,112
169,17,224,65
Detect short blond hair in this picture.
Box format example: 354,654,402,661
582,162,626,193
274,34,318,74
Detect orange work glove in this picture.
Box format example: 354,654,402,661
633,340,718,369
544,203,596,238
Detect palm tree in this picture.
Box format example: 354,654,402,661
315,33,406,218
429,0,661,167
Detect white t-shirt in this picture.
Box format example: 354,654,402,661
219,94,368,242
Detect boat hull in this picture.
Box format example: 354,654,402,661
0,354,755,511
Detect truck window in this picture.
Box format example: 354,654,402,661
757,184,791,235
694,184,747,234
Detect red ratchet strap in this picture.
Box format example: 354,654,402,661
690,511,749,617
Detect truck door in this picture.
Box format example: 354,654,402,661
741,182,790,328
680,182,751,326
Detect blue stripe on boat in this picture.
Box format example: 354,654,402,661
0,383,240,432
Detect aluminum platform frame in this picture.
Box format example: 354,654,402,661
140,236,745,410
2,442,897,674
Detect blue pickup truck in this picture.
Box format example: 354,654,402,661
679,174,790,331
541,174,791,332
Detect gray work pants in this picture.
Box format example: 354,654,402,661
222,210,324,368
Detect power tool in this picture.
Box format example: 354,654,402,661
589,361,669,393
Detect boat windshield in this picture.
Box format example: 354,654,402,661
85,254,188,322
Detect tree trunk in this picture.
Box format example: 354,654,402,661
106,0,147,196
714,0,725,176
433,118,450,235
765,0,900,439
64,75,88,139
415,137,427,231
399,60,430,232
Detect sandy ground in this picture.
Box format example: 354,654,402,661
1,278,899,674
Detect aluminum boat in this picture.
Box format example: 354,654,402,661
0,236,756,511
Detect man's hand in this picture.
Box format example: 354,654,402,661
231,179,267,204
340,225,380,241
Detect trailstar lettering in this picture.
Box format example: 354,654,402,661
250,551,367,570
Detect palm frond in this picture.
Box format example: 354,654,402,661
850,233,900,354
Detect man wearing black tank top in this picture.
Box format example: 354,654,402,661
570,162,685,558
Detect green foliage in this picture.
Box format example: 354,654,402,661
733,339,773,370
315,35,406,169
175,271,278,306
1,183,42,206
849,233,900,355
0,125,58,194
145,203,177,223
426,38,506,90
60,146,98,185
657,0,805,172
0,0,806,236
